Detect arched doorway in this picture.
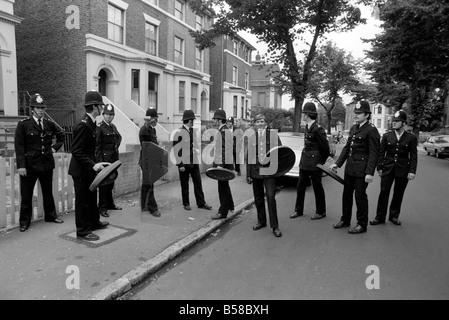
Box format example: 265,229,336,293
98,69,108,96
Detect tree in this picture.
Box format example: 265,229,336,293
249,107,293,131
308,41,360,134
317,99,346,130
367,0,449,132
189,0,371,132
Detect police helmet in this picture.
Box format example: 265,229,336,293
354,101,372,114
103,104,115,115
84,90,104,107
393,109,407,122
303,102,317,114
212,109,227,120
182,109,196,121
30,94,47,108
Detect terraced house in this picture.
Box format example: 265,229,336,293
14,0,215,148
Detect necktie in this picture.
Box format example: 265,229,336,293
38,119,43,130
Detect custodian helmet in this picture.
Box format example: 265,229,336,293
302,102,317,114
393,109,407,122
144,108,158,119
212,109,227,120
354,101,372,114
84,90,104,107
30,93,47,108
182,109,196,121
103,104,115,115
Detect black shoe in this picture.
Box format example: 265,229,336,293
333,221,350,229
100,210,109,218
370,219,385,226
290,211,303,219
348,225,367,234
150,211,161,217
19,225,29,232
273,228,283,237
45,218,64,223
311,213,326,220
389,218,402,226
253,223,267,231
94,221,109,230
77,233,100,241
211,213,226,220
184,205,192,211
108,205,122,210
199,204,212,210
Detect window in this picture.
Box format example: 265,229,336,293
196,15,203,31
258,92,266,107
233,40,239,55
243,47,250,62
245,72,249,90
233,96,238,117
108,4,124,43
377,106,383,114
175,0,184,20
241,97,245,117
145,23,157,56
195,47,203,71
191,83,198,114
179,81,185,112
148,72,158,110
232,66,238,86
174,37,184,65
131,69,140,105
377,119,382,128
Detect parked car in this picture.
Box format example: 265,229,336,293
423,135,449,158
279,132,303,180
277,132,336,182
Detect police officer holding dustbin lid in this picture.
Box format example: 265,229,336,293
210,109,235,220
330,100,380,234
139,108,161,217
14,93,65,232
291,102,330,221
95,104,122,218
68,90,109,241
370,109,417,227
173,109,212,211
226,116,241,176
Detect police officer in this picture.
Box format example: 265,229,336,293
139,108,161,217
96,104,122,218
210,109,235,220
291,102,330,220
226,116,241,176
371,110,417,226
173,110,212,211
14,93,65,232
68,90,109,241
247,113,283,237
330,101,380,234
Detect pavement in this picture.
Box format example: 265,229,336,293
0,171,255,300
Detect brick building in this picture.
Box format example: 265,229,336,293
15,0,214,146
251,53,282,110
209,34,256,119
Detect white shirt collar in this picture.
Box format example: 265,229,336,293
395,130,404,140
33,116,42,124
86,113,96,122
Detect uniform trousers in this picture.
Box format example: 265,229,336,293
253,177,278,229
218,180,234,216
98,182,115,210
341,174,369,228
179,165,206,207
295,169,326,215
73,174,100,236
376,172,409,221
19,170,58,227
141,183,158,213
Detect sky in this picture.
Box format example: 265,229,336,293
239,5,383,110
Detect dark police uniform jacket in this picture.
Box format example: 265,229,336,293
377,130,417,177
95,121,122,163
15,117,64,172
300,122,330,171
213,125,234,171
335,122,380,178
246,128,282,179
139,124,158,167
173,126,200,168
68,114,97,178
